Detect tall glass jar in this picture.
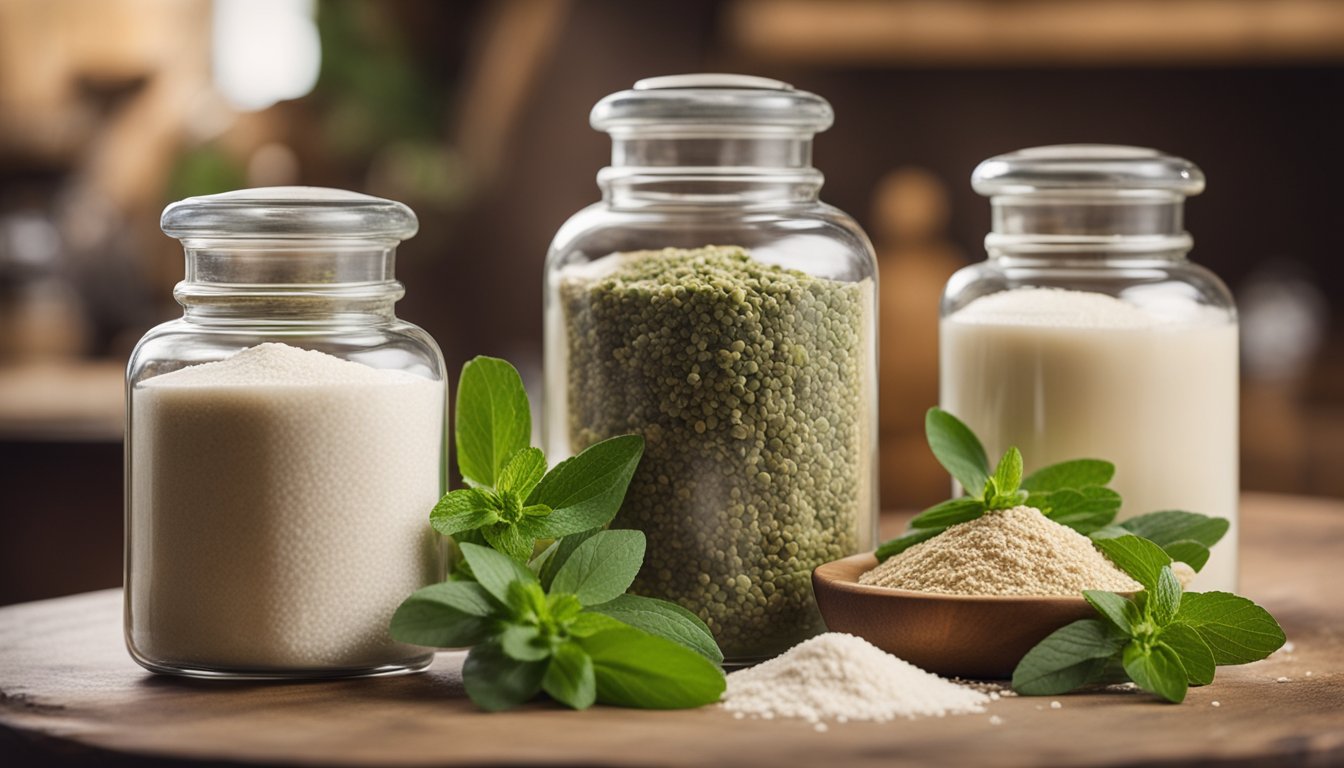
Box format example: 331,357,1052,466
543,75,879,662
941,145,1238,590
126,187,447,679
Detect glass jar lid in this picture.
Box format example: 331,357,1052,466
972,145,1205,199
590,73,834,135
161,187,419,241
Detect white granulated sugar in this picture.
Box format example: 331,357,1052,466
859,506,1141,596
720,633,989,723
129,343,444,670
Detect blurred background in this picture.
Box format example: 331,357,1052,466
1,0,1341,605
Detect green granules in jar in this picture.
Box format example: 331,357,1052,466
559,245,873,660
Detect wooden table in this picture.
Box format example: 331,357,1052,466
2,493,1341,767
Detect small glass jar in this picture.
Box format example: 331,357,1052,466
126,187,447,679
543,75,879,662
941,145,1238,590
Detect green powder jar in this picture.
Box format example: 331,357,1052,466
543,76,878,663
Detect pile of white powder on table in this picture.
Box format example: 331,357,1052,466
720,633,989,724
859,505,1141,596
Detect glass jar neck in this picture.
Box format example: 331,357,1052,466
599,130,823,208
174,239,404,323
985,193,1193,263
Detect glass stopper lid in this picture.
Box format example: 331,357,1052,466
590,73,834,134
161,187,419,241
972,145,1205,199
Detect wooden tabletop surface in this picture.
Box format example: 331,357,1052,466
2,492,1341,767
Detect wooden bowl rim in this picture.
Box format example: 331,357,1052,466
814,551,1111,606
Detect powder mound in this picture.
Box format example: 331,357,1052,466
860,506,1141,596
143,342,424,387
949,287,1227,330
720,633,989,723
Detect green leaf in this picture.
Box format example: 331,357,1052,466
1092,535,1172,591
500,623,550,662
1119,510,1230,551
527,435,644,538
1161,540,1212,572
1040,487,1122,534
462,640,547,712
1083,590,1137,633
990,446,1024,497
551,530,646,607
481,521,536,563
567,611,628,637
1174,592,1286,665
874,527,943,562
388,581,498,648
1012,619,1129,696
1151,566,1183,625
1123,642,1188,703
459,542,537,605
543,641,597,710
429,489,501,537
505,579,548,622
1021,459,1115,492
908,497,985,529
579,627,726,709
529,539,559,577
497,447,548,497
587,593,723,663
925,407,990,496
1158,623,1216,685
456,356,532,487
539,529,599,590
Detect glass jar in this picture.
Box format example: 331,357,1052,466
126,187,447,679
941,145,1238,590
543,75,879,662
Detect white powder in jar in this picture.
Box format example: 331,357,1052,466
720,633,989,723
128,343,444,671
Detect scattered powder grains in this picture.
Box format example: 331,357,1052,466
720,633,989,723
558,246,875,658
859,506,1140,596
129,343,444,670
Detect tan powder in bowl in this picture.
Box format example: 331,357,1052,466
859,506,1141,596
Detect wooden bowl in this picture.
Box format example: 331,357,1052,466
812,553,1099,679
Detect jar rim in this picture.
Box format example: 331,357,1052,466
972,145,1205,198
161,187,419,241
591,73,834,135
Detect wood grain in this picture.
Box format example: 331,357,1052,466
1,492,1341,767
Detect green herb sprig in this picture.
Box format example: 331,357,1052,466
1013,535,1285,702
391,356,726,711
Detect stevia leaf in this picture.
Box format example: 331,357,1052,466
990,447,1024,498
482,521,537,563
1161,540,1212,572
429,489,500,537
907,497,986,529
547,592,584,625
500,623,550,662
497,447,547,498
925,408,990,496
1021,459,1115,492
459,542,537,605
579,627,726,709
1087,524,1129,541
1174,592,1286,665
1041,487,1122,534
1092,535,1172,592
1012,619,1129,696
550,529,645,607
1083,590,1137,633
587,593,723,663
527,435,644,537
388,581,498,648
539,529,599,590
1120,510,1230,551
567,611,628,638
543,641,597,710
874,527,943,562
1123,642,1188,703
1151,566,1183,626
462,640,547,712
505,579,548,621
456,357,532,488
529,539,559,577
1158,623,1216,685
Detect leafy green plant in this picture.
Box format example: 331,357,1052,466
1012,535,1285,702
391,356,726,711
875,408,1224,567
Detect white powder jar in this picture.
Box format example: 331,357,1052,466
941,146,1239,591
126,188,447,679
